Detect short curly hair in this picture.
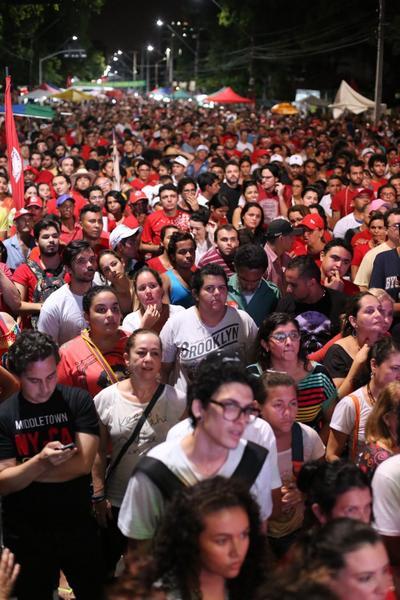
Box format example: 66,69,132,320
8,330,60,375
151,476,267,600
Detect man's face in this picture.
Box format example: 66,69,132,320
80,211,103,241
95,177,112,194
386,214,400,245
237,266,264,293
216,228,239,258
173,239,195,270
196,382,255,449
172,162,185,180
302,227,323,252
349,166,364,187
304,162,317,177
353,194,371,212
30,153,42,169
38,226,60,256
88,189,105,208
224,165,240,187
285,267,311,301
53,176,70,197
123,140,134,154
260,168,277,192
58,200,75,220
320,246,352,278
211,166,225,183
327,178,343,196
137,164,151,182
390,178,400,198
55,145,66,158
41,155,53,169
70,249,97,283
15,215,32,235
379,187,396,206
75,176,91,191
371,160,386,178
19,355,58,404
289,164,303,178
160,189,178,213
60,158,75,177
207,179,221,196
118,233,140,259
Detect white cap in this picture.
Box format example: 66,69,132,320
196,144,209,153
173,155,189,168
109,224,140,250
361,147,374,158
288,154,303,166
270,153,283,163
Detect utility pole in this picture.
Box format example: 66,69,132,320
132,51,137,81
374,0,385,125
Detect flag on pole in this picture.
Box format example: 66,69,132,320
5,75,24,210
112,129,121,192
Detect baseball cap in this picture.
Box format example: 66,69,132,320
270,153,283,163
56,194,75,207
299,214,325,230
266,218,295,239
196,144,209,153
288,155,303,167
355,188,374,200
25,196,43,209
14,208,32,220
367,199,391,213
24,166,39,177
129,190,148,204
109,224,140,250
390,156,400,166
173,156,189,169
361,147,374,158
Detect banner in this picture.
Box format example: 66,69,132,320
5,75,24,209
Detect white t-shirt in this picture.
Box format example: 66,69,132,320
118,437,275,540
319,193,332,217
330,387,372,448
94,382,186,507
122,304,184,334
333,213,362,239
167,417,282,490
37,284,87,345
329,387,371,454
354,241,391,288
160,306,258,392
372,454,400,536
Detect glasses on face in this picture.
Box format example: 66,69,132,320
209,399,260,422
269,331,301,343
388,223,400,229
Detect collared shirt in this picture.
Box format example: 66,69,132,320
263,242,291,294
3,234,35,271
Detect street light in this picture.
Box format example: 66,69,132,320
38,47,86,84
157,18,199,89
146,45,154,94
72,35,78,41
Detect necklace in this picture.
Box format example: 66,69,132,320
366,383,377,406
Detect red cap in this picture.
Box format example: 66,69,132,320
390,156,400,166
355,187,374,199
299,214,325,230
26,196,43,209
14,208,32,220
24,166,39,176
129,190,148,204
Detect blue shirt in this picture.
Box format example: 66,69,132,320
3,234,35,271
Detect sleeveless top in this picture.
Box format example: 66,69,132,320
166,270,194,309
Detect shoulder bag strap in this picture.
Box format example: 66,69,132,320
81,328,120,385
105,383,165,482
133,456,184,501
231,441,268,489
350,393,361,461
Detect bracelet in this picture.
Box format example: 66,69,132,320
92,494,106,504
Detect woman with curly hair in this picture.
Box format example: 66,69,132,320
120,476,267,600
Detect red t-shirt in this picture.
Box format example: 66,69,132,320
370,177,387,195
332,187,360,218
108,214,139,233
0,263,13,312
146,256,168,274
141,210,190,245
47,191,88,221
351,229,372,247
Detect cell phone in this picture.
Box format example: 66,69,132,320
60,443,76,451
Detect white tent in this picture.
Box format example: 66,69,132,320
329,80,380,119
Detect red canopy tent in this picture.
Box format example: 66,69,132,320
205,86,253,104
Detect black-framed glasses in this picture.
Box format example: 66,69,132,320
209,399,260,422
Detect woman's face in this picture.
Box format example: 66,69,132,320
199,506,250,580
353,296,384,336
373,351,400,388
302,190,318,206
240,162,252,177
24,185,37,200
261,385,298,434
106,197,122,216
125,332,162,380
242,206,262,231
291,179,304,198
86,291,121,335
369,219,386,244
38,183,51,200
135,272,163,308
288,211,304,227
243,185,259,203
330,542,392,600
99,253,125,283
262,323,301,364
211,206,229,222
379,299,394,333
328,487,372,524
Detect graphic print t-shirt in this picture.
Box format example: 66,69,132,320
0,385,99,528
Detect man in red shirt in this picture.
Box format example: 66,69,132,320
48,174,87,219
369,153,388,195
79,204,109,256
331,160,364,223
140,184,190,255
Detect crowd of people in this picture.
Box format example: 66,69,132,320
0,96,400,598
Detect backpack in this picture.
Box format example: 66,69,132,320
27,260,66,327
133,440,269,502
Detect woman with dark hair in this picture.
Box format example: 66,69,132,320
323,292,385,399
357,381,400,479
123,267,184,334
297,460,372,526
327,338,400,462
106,190,139,231
92,329,185,578
232,180,259,228
237,203,266,246
57,285,129,396
251,313,336,437
207,194,230,242
161,231,196,309
98,249,137,316
132,476,267,600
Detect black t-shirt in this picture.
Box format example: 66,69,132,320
0,384,99,529
323,344,353,379
276,288,347,354
370,248,400,303
219,182,241,222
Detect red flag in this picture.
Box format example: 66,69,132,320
5,75,24,209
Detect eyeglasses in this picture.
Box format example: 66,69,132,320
388,223,400,229
209,399,260,422
269,331,301,343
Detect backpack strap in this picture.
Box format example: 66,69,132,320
26,259,44,280
349,393,361,461
291,421,304,477
231,441,268,489
133,456,185,501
